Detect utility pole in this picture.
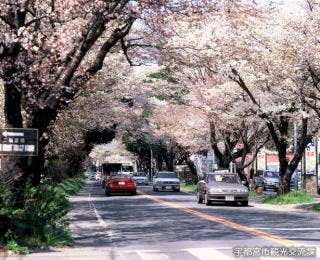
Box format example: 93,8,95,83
150,147,153,181
294,122,297,154
315,137,319,194
302,150,306,190
293,122,302,189
254,155,258,174
265,149,268,171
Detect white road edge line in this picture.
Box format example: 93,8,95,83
185,247,233,260
88,193,114,238
136,250,170,260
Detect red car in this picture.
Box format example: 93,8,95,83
105,175,137,196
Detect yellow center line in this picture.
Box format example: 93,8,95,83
139,191,300,247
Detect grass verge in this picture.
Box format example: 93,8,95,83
249,191,264,198
0,176,85,254
180,183,197,192
57,177,85,196
262,191,314,205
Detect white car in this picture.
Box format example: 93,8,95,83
132,172,149,185
153,171,180,192
95,172,101,181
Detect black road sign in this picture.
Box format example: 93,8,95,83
0,128,38,156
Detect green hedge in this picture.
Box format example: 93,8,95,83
0,177,85,253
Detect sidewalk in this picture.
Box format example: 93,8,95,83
249,195,320,214
180,188,196,195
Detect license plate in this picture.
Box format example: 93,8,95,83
165,186,172,189
118,181,125,185
225,195,234,201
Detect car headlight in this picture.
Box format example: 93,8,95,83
236,188,248,193
209,188,223,193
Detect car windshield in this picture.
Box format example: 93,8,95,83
264,171,279,178
137,172,147,176
157,172,178,178
208,174,240,184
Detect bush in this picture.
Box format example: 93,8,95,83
0,177,85,252
180,183,197,192
262,191,314,205
7,240,29,255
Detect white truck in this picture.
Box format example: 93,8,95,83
102,161,137,177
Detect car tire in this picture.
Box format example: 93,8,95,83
174,188,180,192
241,201,249,207
204,193,210,206
105,189,111,196
197,191,203,204
131,191,137,196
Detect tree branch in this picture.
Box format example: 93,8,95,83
86,16,136,75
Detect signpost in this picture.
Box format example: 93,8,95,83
0,128,38,156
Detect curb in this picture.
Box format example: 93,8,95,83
250,199,320,213
180,189,196,195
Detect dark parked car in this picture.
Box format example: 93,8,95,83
197,170,249,206
290,170,301,190
255,170,279,191
105,175,137,196
254,170,264,188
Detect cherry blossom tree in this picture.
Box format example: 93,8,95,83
0,0,205,187
158,0,320,193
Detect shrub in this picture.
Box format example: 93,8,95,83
0,177,84,252
7,240,29,255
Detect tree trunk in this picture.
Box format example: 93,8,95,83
4,82,23,127
279,168,292,194
164,153,175,171
185,158,198,183
3,78,29,207
278,148,290,194
28,146,46,186
268,118,310,194
26,107,57,185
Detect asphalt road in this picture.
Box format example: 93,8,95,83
6,180,320,260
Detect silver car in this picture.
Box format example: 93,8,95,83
261,171,279,191
197,170,249,206
153,171,180,192
132,172,149,186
